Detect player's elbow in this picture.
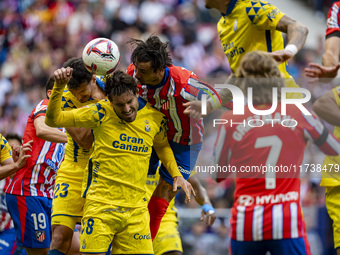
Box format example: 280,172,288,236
45,115,58,128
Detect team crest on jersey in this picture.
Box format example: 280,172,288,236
160,99,170,110
36,230,45,242
233,20,238,31
82,239,86,249
145,124,151,132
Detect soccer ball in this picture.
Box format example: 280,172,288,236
82,38,120,76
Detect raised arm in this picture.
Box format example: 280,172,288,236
45,67,77,128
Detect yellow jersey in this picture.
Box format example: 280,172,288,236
61,88,99,165
59,98,168,207
0,134,12,163
218,0,288,76
320,86,340,187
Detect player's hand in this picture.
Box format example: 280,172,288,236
15,140,33,170
268,50,294,63
173,176,196,203
304,63,340,79
201,204,216,226
54,67,73,88
183,100,211,119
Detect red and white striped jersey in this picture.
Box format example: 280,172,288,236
0,178,13,232
127,64,209,145
6,99,65,198
326,1,340,37
214,104,340,241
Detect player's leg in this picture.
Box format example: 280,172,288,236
149,142,201,239
6,194,52,255
153,221,182,255
79,201,116,255
48,160,85,254
111,206,153,255
325,186,340,255
66,229,81,255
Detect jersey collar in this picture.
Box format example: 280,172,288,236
145,66,170,89
225,0,238,16
137,97,147,111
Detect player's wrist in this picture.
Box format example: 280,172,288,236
202,203,215,214
284,44,298,56
207,96,221,112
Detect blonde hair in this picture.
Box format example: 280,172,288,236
235,51,284,104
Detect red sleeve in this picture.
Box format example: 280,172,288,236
126,64,135,77
33,99,48,120
326,2,340,38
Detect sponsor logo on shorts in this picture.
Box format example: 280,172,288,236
36,231,45,242
178,166,191,175
134,233,151,240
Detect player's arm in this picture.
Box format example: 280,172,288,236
270,15,308,62
65,127,93,150
153,129,195,201
34,116,68,143
188,175,216,226
305,37,340,79
45,67,77,128
0,141,32,180
313,90,340,126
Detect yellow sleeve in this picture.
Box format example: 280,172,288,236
0,134,12,163
247,1,285,30
153,118,181,178
332,86,340,107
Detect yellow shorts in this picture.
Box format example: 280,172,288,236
325,186,340,249
153,220,182,255
51,158,86,230
80,200,153,254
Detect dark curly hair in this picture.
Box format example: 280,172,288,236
105,71,138,102
129,36,172,72
63,57,93,90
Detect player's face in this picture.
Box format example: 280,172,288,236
68,82,92,103
110,91,139,122
7,139,21,147
134,61,164,86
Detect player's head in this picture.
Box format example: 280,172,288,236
5,133,22,147
45,76,55,99
105,71,139,123
204,0,230,12
63,57,96,103
129,35,172,86
236,51,283,104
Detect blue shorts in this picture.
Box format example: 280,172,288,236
6,194,52,248
231,238,310,255
148,141,202,185
0,228,16,254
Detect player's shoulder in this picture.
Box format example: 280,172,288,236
168,65,198,83
0,133,11,151
239,0,280,23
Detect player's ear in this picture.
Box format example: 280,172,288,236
91,75,97,84
46,89,52,99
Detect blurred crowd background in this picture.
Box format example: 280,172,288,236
0,0,339,254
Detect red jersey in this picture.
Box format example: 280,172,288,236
214,104,340,241
326,1,340,38
127,64,209,145
6,99,65,198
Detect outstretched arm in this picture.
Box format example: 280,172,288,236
34,116,68,143
188,175,216,226
269,15,308,62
